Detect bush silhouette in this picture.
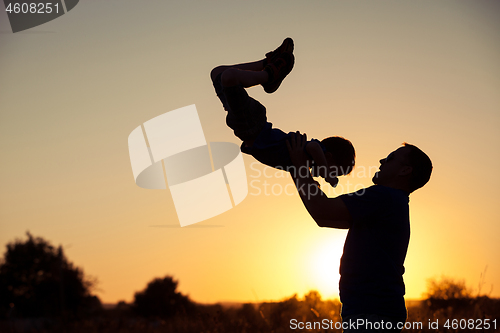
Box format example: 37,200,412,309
133,275,195,319
0,232,100,318
406,275,500,330
424,275,472,300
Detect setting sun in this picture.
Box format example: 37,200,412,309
306,232,347,300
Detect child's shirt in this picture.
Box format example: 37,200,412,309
240,122,326,171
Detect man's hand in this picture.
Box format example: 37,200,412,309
287,131,321,187
286,131,309,168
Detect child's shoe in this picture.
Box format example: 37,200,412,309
263,38,294,67
262,52,294,94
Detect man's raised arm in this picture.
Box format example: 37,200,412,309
286,132,351,229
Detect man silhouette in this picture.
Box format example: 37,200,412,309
287,133,432,333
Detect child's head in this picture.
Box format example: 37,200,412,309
320,136,356,176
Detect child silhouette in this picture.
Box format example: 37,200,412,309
211,38,355,186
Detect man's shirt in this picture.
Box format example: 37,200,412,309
339,185,410,318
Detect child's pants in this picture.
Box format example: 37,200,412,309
213,72,267,141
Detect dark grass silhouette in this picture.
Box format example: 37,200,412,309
1,234,498,332
1,283,498,332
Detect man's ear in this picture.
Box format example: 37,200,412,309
399,166,412,176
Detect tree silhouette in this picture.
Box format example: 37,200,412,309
0,232,100,318
132,275,195,318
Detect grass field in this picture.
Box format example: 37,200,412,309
2,292,499,332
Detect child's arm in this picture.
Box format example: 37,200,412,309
305,141,329,178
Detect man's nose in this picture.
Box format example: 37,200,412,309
379,158,385,164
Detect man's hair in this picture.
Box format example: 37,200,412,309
403,143,433,192
320,136,356,176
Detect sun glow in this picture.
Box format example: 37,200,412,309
305,231,347,299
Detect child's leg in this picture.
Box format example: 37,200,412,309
210,59,265,83
221,68,268,88
211,38,294,144
212,52,293,91
221,79,267,144
211,62,268,144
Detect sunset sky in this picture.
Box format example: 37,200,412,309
1,0,499,304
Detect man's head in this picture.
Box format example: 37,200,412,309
373,143,432,193
321,136,356,176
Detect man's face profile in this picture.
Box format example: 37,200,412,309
372,147,411,186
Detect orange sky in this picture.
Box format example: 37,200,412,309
0,0,499,304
